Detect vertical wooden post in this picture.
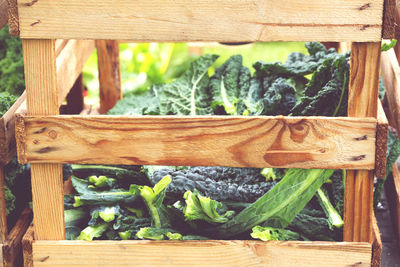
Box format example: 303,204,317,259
22,40,65,240
0,164,8,243
96,40,122,114
343,42,381,243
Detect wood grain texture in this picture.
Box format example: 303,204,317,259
16,115,377,169
375,101,389,178
96,40,122,114
0,39,90,166
21,225,33,267
381,48,400,133
2,207,33,267
16,0,384,41
56,40,95,105
0,165,7,243
6,0,18,36
28,240,372,267
0,92,26,165
371,213,382,267
21,39,65,241
0,0,8,29
382,0,400,38
344,42,381,243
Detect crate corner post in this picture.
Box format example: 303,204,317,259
21,39,65,241
344,42,381,243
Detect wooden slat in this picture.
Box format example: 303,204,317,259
382,0,400,39
16,0,384,41
22,225,33,267
0,92,26,165
371,213,382,267
15,115,377,169
29,240,372,267
375,101,389,178
6,0,18,36
0,165,7,243
21,39,65,240
0,0,8,29
381,48,400,133
344,42,381,243
96,40,122,114
2,207,33,267
56,40,95,105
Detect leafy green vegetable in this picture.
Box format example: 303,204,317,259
211,169,334,238
381,39,397,52
209,55,251,115
260,168,284,181
0,25,25,97
4,186,15,216
65,208,88,240
88,176,116,189
78,223,108,241
251,225,299,241
71,176,140,207
316,188,343,229
290,54,349,116
151,167,276,202
133,175,171,228
183,190,234,224
159,54,218,115
288,209,338,241
107,89,160,115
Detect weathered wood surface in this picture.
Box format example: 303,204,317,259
382,0,400,39
0,165,7,244
15,0,384,41
381,48,400,133
344,42,381,243
21,40,65,240
6,0,18,36
2,207,32,267
21,225,33,267
376,101,389,178
27,240,372,267
371,213,382,267
16,115,377,169
0,0,8,29
0,92,26,165
56,40,94,106
96,40,121,114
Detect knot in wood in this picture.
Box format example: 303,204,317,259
48,130,57,139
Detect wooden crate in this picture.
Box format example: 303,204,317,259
0,17,95,265
9,0,392,266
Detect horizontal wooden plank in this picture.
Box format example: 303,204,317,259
16,0,384,41
31,240,372,267
16,115,377,169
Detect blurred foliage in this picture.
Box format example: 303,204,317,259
82,42,306,104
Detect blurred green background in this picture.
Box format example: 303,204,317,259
82,42,307,105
